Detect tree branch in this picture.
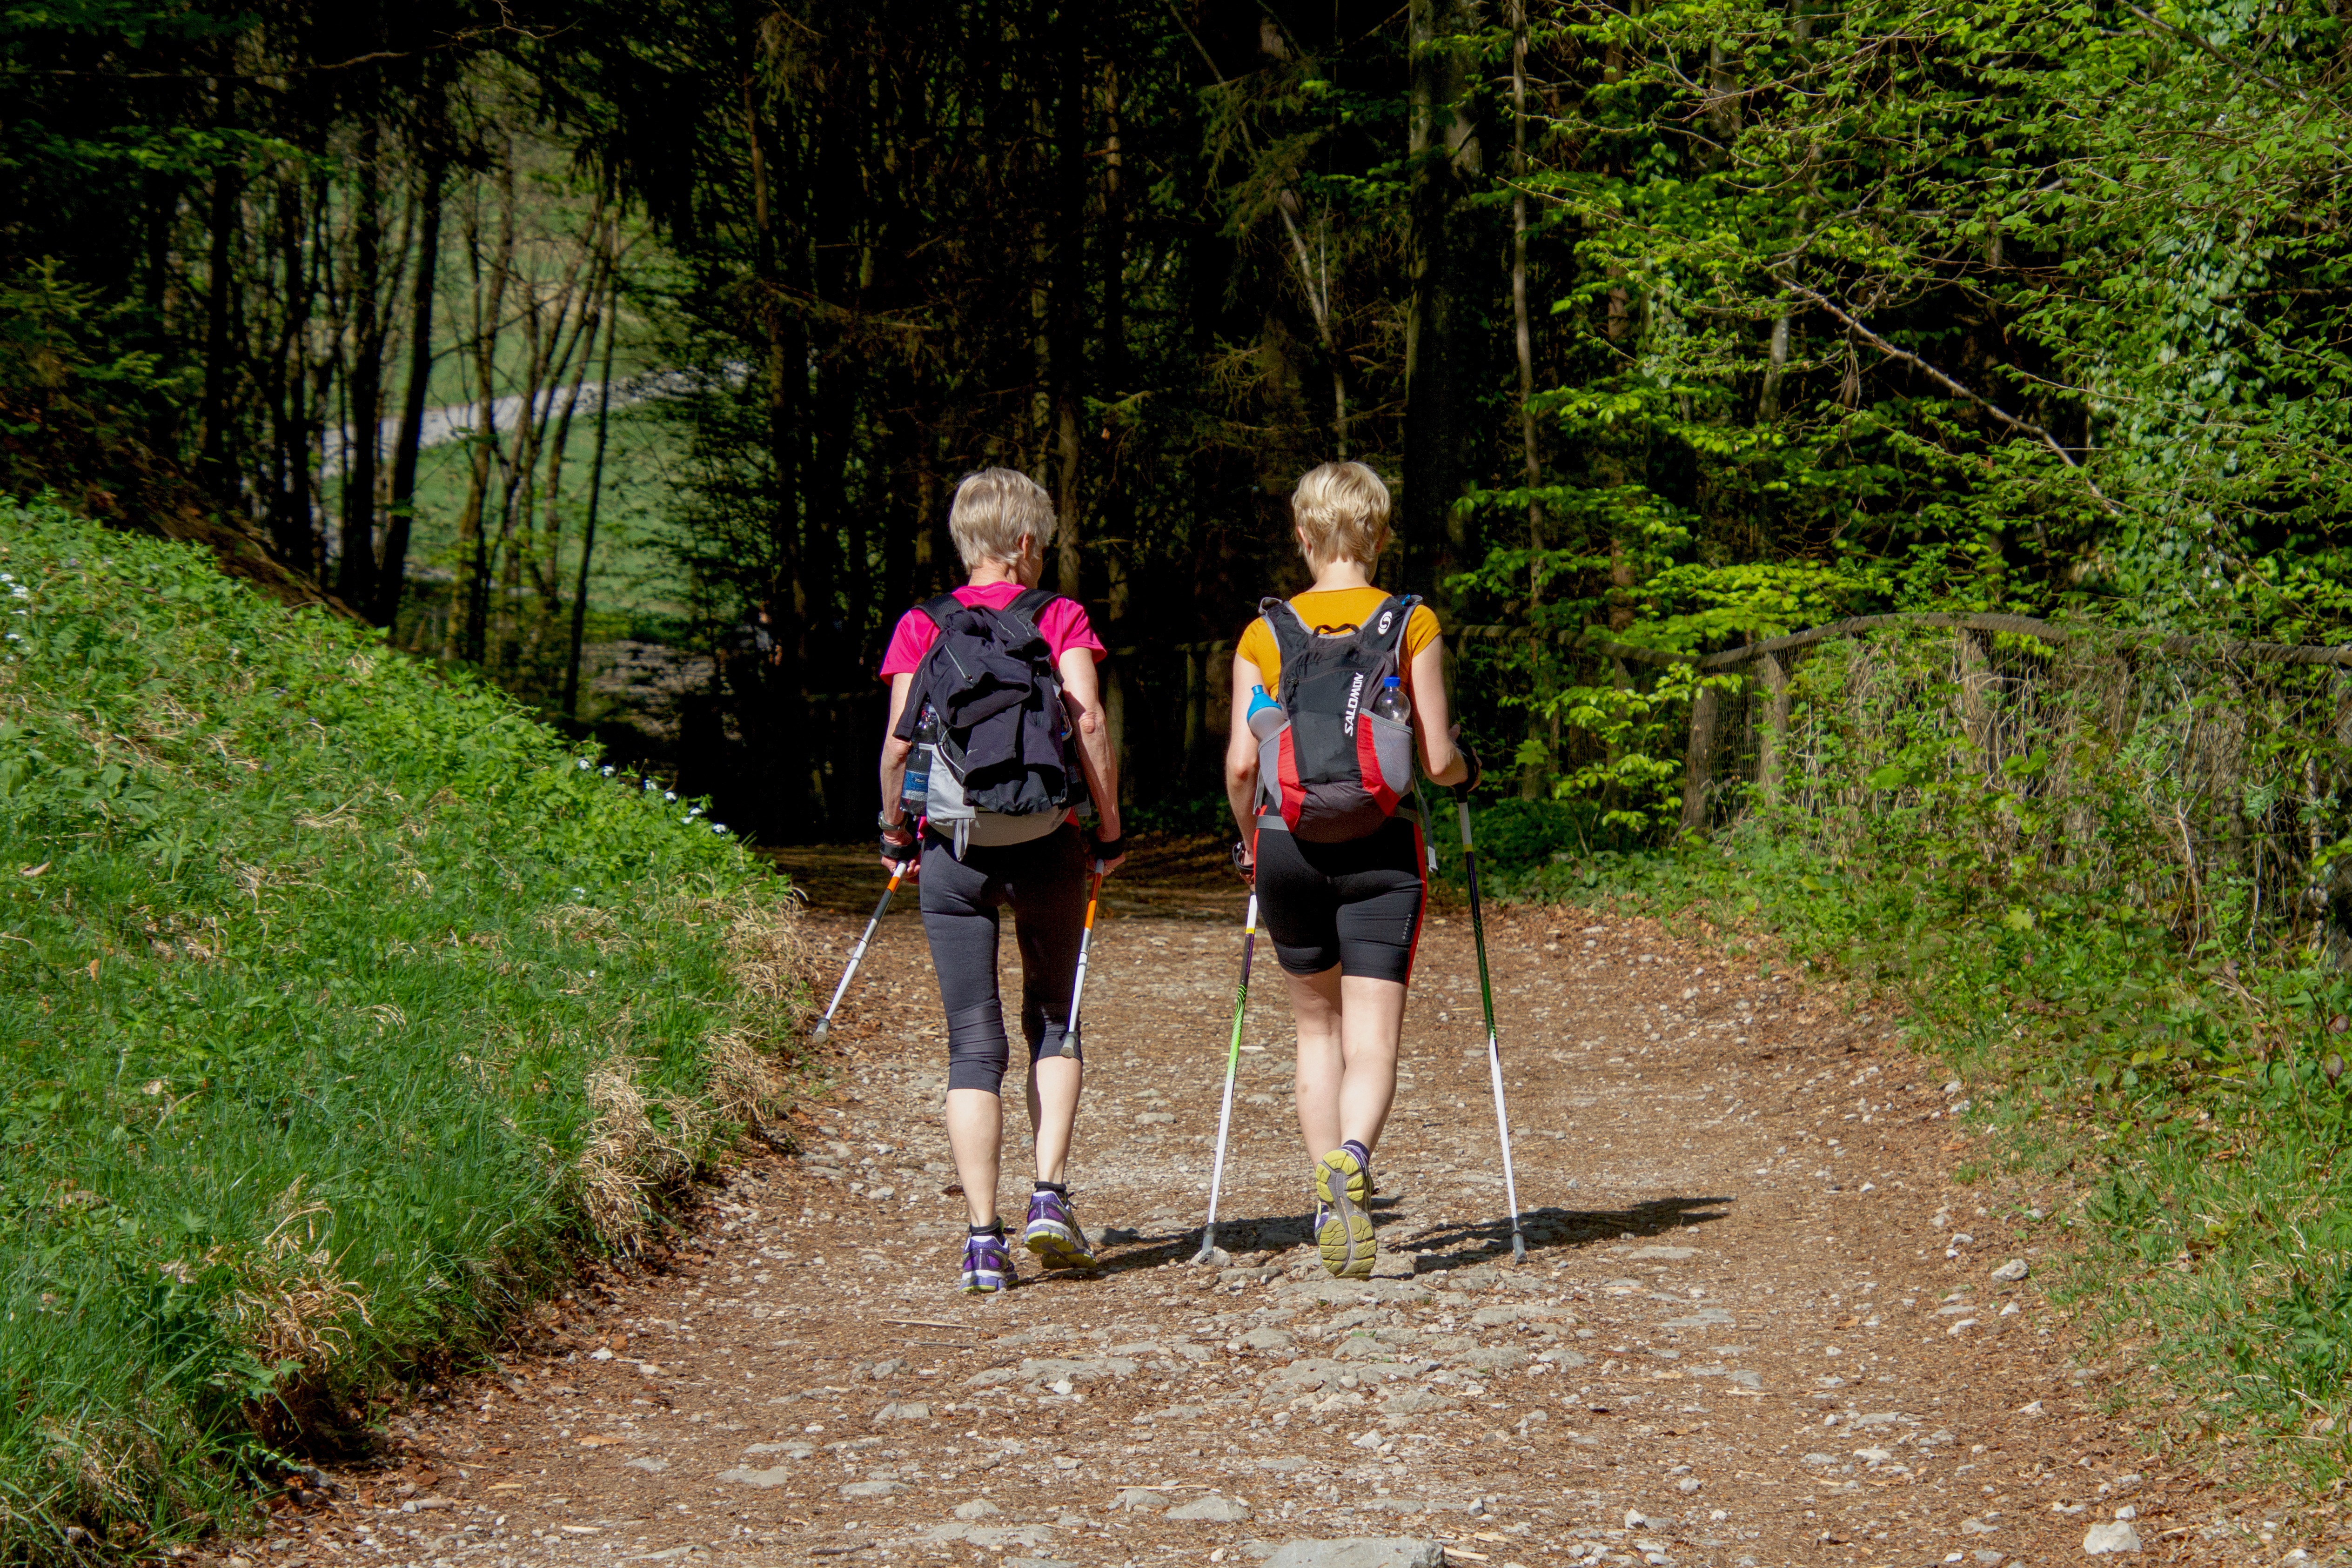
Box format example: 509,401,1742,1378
1772,271,2119,515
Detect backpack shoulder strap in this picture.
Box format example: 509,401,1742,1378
1258,596,1315,650
1258,596,1315,702
1008,587,1060,620
918,592,965,631
1356,593,1418,657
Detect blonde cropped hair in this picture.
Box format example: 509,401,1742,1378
949,468,1057,569
1290,461,1391,567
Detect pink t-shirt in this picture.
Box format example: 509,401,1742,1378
877,583,1107,680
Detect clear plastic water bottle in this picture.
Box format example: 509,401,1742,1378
903,705,939,811
1246,684,1287,741
1369,675,1410,725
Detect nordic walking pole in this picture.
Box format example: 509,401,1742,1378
1193,890,1260,1264
811,864,906,1043
1454,786,1528,1263
1059,861,1109,1058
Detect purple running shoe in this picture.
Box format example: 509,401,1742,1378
959,1227,1013,1293
1022,1188,1097,1270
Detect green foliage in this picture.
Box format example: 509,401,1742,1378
1467,638,2352,1483
0,497,805,1557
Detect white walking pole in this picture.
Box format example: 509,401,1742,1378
1455,791,1528,1262
1058,861,1108,1057
1194,891,1260,1264
811,866,905,1043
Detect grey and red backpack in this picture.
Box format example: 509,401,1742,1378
1253,593,1421,841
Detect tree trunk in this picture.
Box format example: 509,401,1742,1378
198,130,242,505
450,154,516,663
337,116,384,608
379,151,445,630
1050,26,1088,598
1509,0,1550,799
1404,0,1481,598
563,250,621,720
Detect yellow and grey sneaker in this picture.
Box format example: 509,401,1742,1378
1313,1140,1375,1279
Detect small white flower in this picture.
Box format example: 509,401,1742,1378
663,791,677,802
687,805,704,818
711,824,727,835
3,633,18,643
601,765,616,777
642,778,657,791
571,886,586,898
577,758,592,771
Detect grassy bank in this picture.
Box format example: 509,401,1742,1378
1453,798,2352,1488
0,498,807,1557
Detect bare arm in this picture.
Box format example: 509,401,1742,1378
1225,655,1264,841
878,673,918,871
880,673,917,818
1407,635,1470,788
1058,649,1127,874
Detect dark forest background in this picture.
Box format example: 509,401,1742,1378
6,0,2350,842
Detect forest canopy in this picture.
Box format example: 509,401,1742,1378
4,0,2347,839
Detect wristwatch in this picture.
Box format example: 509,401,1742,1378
878,810,912,835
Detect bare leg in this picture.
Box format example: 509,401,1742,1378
1291,966,1407,1161
1290,965,1347,1159
1336,974,1406,1149
945,1087,1004,1227
1029,1056,1084,1184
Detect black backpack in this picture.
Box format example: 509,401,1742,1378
894,589,1087,838
1253,593,1419,842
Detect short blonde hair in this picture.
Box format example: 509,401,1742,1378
1290,461,1391,567
949,468,1057,569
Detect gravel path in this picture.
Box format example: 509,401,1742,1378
247,842,2251,1568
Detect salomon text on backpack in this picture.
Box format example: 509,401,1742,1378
1253,593,1419,842
896,589,1087,853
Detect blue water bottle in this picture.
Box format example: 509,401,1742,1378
1246,684,1286,741
902,705,939,811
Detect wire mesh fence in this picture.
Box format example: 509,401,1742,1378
1672,617,2352,958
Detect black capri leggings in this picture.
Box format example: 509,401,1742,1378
919,822,1088,1094
1254,816,1427,985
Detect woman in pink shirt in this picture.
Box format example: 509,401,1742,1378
877,469,1126,1293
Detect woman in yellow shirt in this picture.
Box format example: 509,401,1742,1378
1223,461,1477,1278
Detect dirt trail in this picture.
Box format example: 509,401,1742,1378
254,840,2242,1568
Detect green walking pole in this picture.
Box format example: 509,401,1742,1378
1193,890,1260,1264
1454,786,1528,1263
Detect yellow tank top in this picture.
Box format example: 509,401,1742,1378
1235,588,1441,693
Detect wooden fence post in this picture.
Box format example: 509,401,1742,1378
1957,628,1995,767
1680,677,1720,834
1756,651,1792,804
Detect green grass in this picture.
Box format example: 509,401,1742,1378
0,497,808,1558
1470,808,2352,1488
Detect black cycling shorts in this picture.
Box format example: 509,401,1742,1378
1253,816,1427,985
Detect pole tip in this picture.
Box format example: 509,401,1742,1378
809,1020,830,1043
1511,1233,1528,1264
